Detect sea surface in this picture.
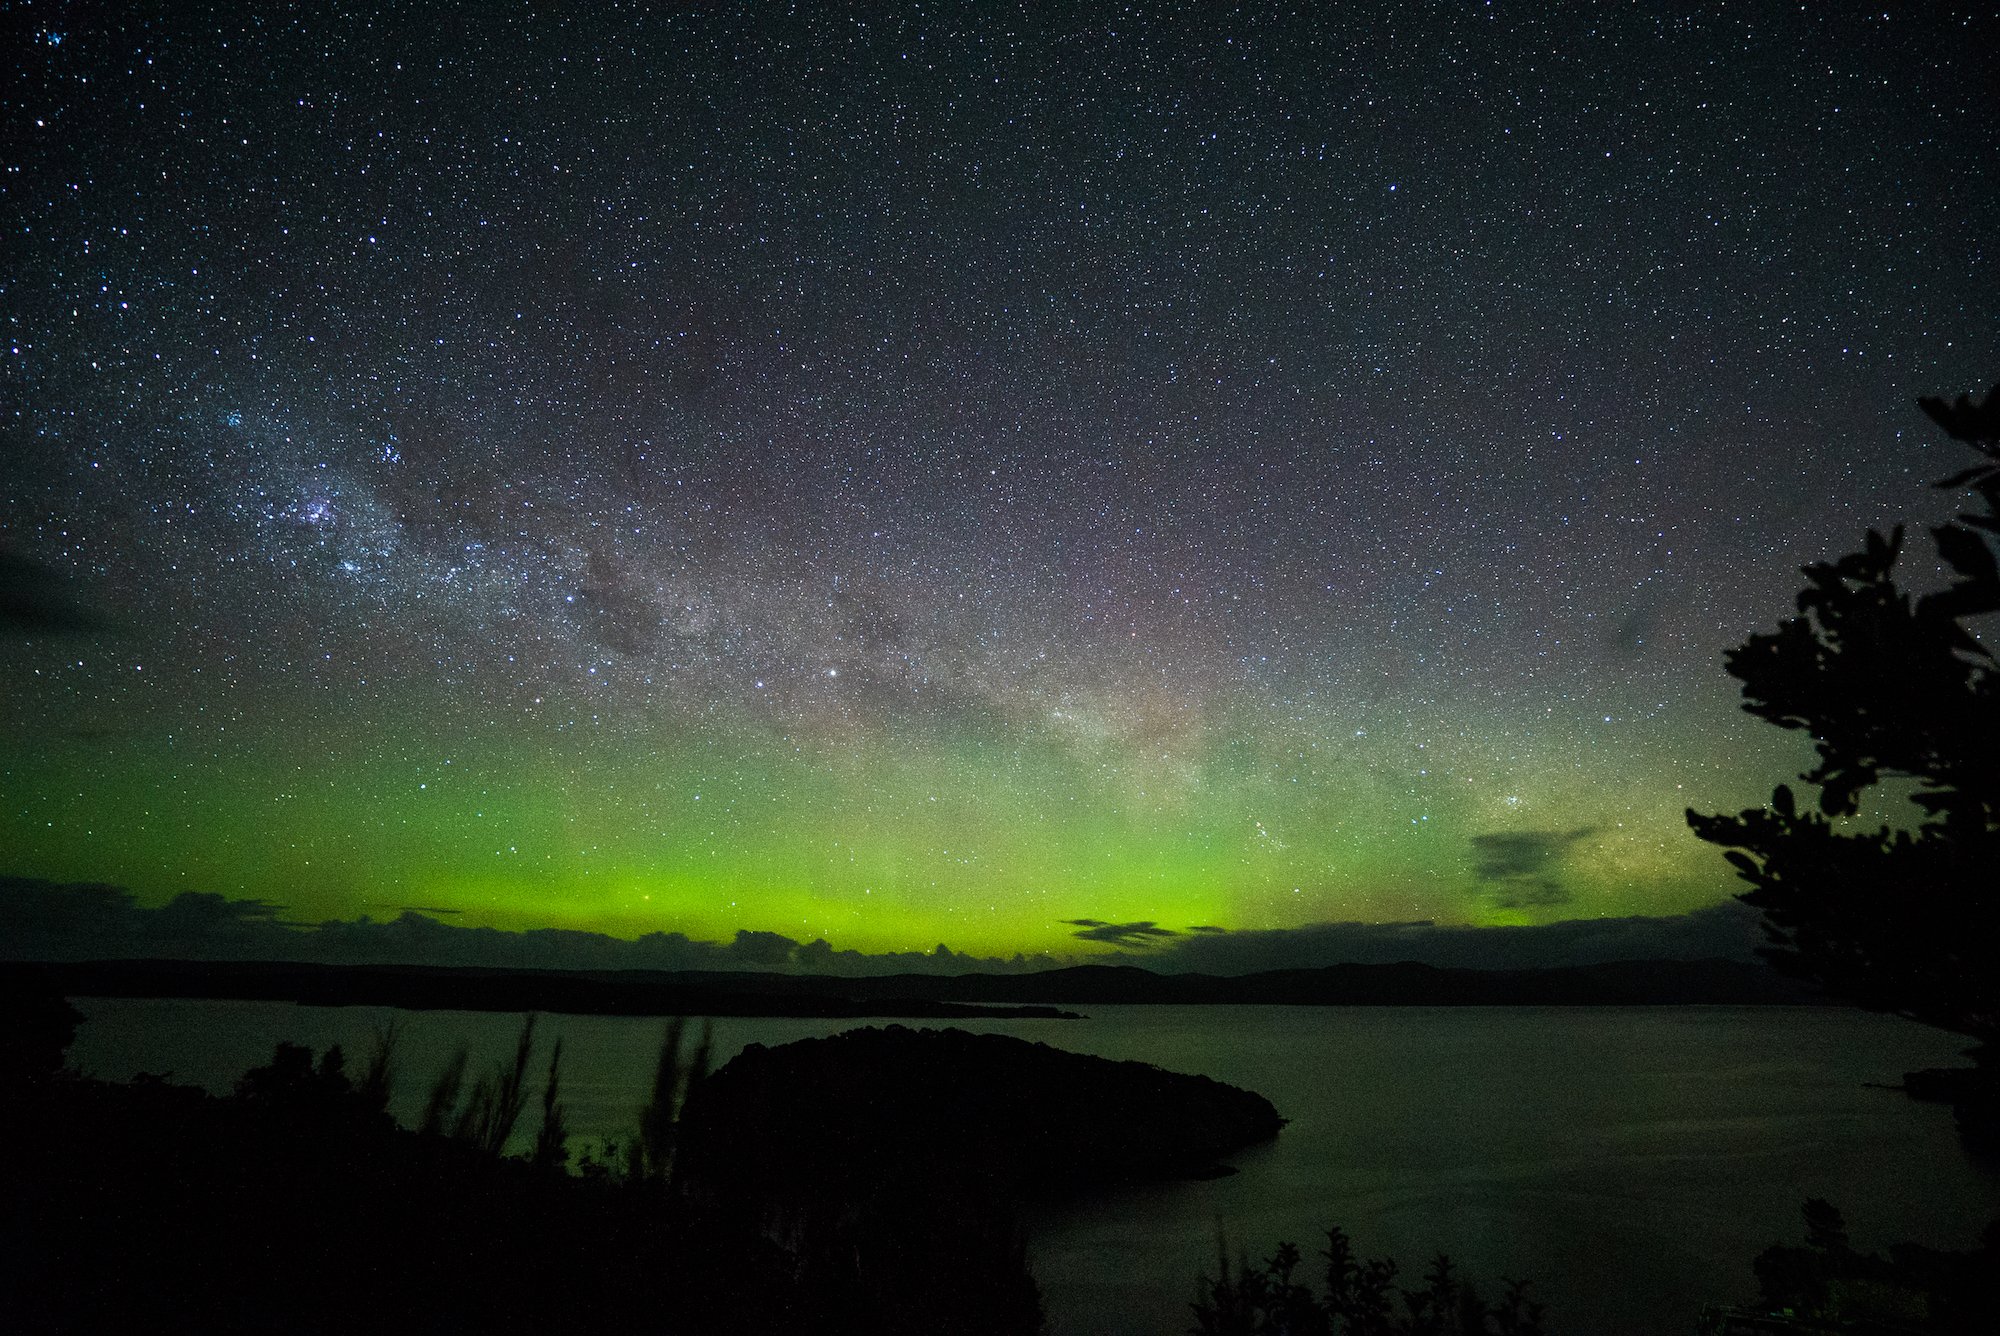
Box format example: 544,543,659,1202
68,998,2000,1335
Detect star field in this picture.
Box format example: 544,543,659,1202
4,3,1997,956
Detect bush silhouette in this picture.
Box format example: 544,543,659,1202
355,1017,398,1116
1748,1198,2000,1333
418,1041,469,1136
0,985,82,1083
401,1015,551,1155
1190,1225,1545,1335
633,1015,710,1182
532,1035,570,1173
454,1012,541,1155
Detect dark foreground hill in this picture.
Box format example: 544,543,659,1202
679,1025,1284,1198
2,999,1278,1335
1,954,1815,1018
672,1025,1282,1336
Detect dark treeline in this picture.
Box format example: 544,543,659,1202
1,954,1815,1022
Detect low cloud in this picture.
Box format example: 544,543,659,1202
1469,827,1596,909
1470,828,1595,880
1062,919,1182,948
1487,881,1575,910
0,877,1054,976
0,876,1769,978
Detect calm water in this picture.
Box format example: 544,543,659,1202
69,999,2000,1335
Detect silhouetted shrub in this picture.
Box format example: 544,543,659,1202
355,1017,398,1115
633,1015,710,1181
418,1041,469,1136
531,1035,570,1173
1191,1225,1545,1336
1749,1198,2000,1334
454,1013,540,1155
0,985,82,1083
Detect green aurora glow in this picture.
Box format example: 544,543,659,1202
2,660,1804,955
6,3,1991,962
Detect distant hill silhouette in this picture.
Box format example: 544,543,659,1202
0,958,1079,1019
2,954,1818,1018
849,957,1822,1007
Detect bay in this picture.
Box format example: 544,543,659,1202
67,998,2000,1335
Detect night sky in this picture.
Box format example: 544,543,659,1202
5,3,1996,961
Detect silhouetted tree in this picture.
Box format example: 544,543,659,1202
230,1040,390,1131
1687,384,2000,1086
234,1041,345,1104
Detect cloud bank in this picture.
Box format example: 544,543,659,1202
3,877,1766,977
0,878,1053,976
